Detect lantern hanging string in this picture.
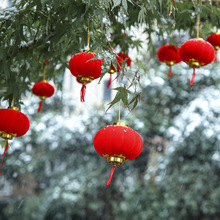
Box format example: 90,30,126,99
196,1,201,39
118,101,121,123
43,64,46,81
87,18,91,50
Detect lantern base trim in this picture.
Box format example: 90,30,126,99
103,154,129,165
165,61,175,66
113,122,128,127
108,68,116,74
187,59,204,68
9,106,20,111
77,75,94,84
40,96,47,101
0,131,16,140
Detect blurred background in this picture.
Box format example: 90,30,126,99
1,0,220,220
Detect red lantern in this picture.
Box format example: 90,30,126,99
157,44,181,77
32,60,55,112
93,123,143,187
0,107,30,174
180,38,215,85
69,52,102,102
107,53,131,89
32,80,55,112
206,33,220,62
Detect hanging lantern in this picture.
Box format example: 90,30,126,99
93,122,143,187
107,53,132,89
0,107,30,174
32,60,55,112
206,33,220,62
157,44,181,77
69,52,102,102
180,38,215,85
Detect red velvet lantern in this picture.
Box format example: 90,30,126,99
32,60,55,112
32,80,55,112
206,33,220,62
157,44,181,77
93,122,143,187
107,53,132,89
180,38,215,85
69,52,102,102
0,107,30,174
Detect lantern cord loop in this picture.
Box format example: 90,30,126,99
168,66,172,77
197,21,200,39
196,2,201,39
43,65,46,81
107,75,112,89
0,139,9,175
38,100,43,113
80,84,86,102
189,68,196,86
118,101,120,123
105,165,116,187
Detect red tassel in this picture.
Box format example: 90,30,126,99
214,51,217,62
0,139,9,175
107,75,112,89
80,84,86,102
189,68,196,86
38,100,43,113
105,165,116,187
168,66,172,77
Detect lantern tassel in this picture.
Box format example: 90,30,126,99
38,100,43,113
0,139,9,175
105,165,116,187
189,68,196,86
81,84,86,102
168,66,172,77
107,74,112,89
214,50,217,62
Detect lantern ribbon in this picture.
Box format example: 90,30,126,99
0,139,9,175
189,68,196,86
105,165,116,187
168,66,172,77
214,51,217,62
81,84,86,102
107,74,112,89
38,100,43,113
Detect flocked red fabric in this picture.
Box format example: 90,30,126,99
32,81,54,97
180,39,215,66
94,125,143,161
206,33,220,49
69,52,102,79
157,44,182,64
0,109,30,137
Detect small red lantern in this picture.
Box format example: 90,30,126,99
206,33,220,62
69,52,102,102
32,60,55,112
0,107,30,174
32,80,54,112
157,44,181,77
180,38,215,85
93,122,143,187
107,53,131,89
